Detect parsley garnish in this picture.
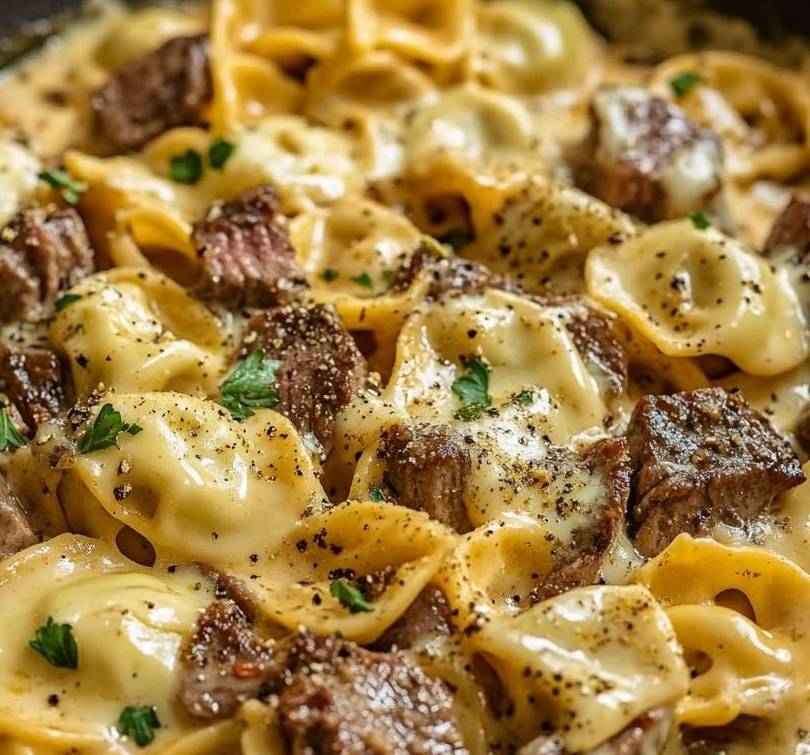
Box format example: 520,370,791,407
350,272,373,289
670,72,703,97
438,229,474,252
117,706,161,747
451,358,491,420
169,150,203,184
330,578,374,613
689,211,711,230
38,169,86,205
29,617,78,669
208,138,236,170
221,351,280,420
54,293,81,312
79,404,141,453
516,390,534,404
321,268,340,282
0,409,26,452
368,486,386,502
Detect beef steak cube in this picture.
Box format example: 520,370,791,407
529,438,631,603
276,634,467,755
378,423,473,533
192,185,306,310
0,343,68,434
763,193,810,257
626,387,804,557
573,87,723,222
93,34,212,152
179,598,275,720
373,585,454,651
0,207,94,324
0,473,37,560
244,302,366,455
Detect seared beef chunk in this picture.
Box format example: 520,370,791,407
529,438,631,604
92,34,212,152
374,585,453,651
0,343,68,434
276,634,467,755
179,598,274,720
244,302,366,455
0,208,94,324
763,193,810,256
573,87,723,222
390,245,519,299
0,473,37,560
378,423,473,533
626,388,804,557
519,708,672,755
191,185,306,310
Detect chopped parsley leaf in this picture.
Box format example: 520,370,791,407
670,72,704,97
0,409,26,452
29,617,78,669
689,211,712,230
451,357,491,420
54,293,81,312
515,390,534,404
208,138,236,170
221,351,280,420
350,272,373,289
368,486,386,502
79,404,134,453
321,268,340,282
438,229,474,252
117,706,161,747
330,578,374,613
38,169,86,205
127,423,143,436
169,150,203,184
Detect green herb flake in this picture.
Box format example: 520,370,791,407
79,404,128,454
208,138,236,170
126,423,144,436
330,578,374,613
368,486,386,502
29,617,78,669
438,229,474,252
451,357,491,420
54,293,81,312
0,409,26,452
38,169,87,205
689,211,712,230
321,268,340,282
670,72,704,97
350,272,373,289
221,351,280,420
516,390,534,404
169,150,203,184
117,706,161,747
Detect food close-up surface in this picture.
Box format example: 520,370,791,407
3,0,810,752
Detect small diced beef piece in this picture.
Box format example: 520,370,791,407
0,343,68,434
374,585,454,651
0,207,94,324
92,34,212,152
626,388,804,557
573,87,723,222
390,245,520,299
179,598,275,720
244,302,366,455
191,185,306,310
276,634,467,755
378,423,473,533
529,438,631,603
795,404,810,456
0,473,37,560
762,193,810,257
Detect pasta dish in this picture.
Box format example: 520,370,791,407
1,0,810,752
